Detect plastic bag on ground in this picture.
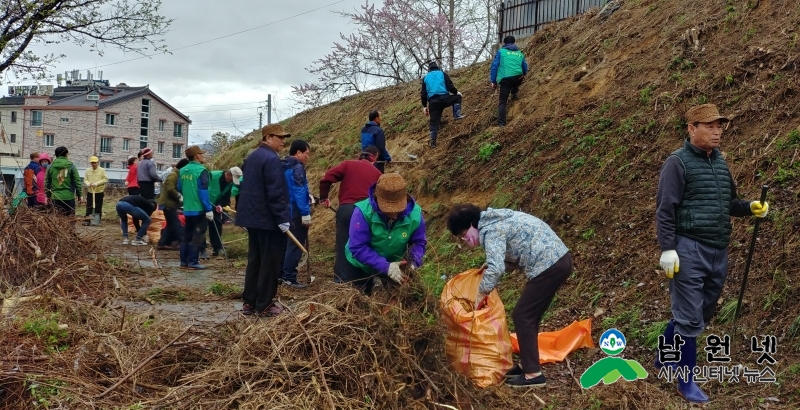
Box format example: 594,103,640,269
510,318,594,363
440,268,513,388
128,210,165,244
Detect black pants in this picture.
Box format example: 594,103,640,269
513,252,572,373
127,187,140,196
428,94,462,133
158,207,182,246
208,209,224,251
182,215,208,263
334,204,356,283
52,199,76,217
85,192,104,216
375,162,386,174
498,75,523,126
282,218,308,283
27,196,38,208
243,228,287,312
138,181,156,200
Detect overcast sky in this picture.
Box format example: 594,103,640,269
1,0,366,145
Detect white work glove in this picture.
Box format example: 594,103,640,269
301,215,311,227
309,194,316,205
205,211,214,221
387,261,407,284
457,91,463,97
659,250,680,279
278,223,290,233
423,107,429,116
177,194,183,203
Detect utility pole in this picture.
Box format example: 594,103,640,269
267,94,272,125
259,111,263,128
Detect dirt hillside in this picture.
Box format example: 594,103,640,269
214,0,800,407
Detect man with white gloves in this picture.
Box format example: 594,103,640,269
236,124,293,317
178,146,213,270
343,173,427,295
280,139,313,288
655,104,769,404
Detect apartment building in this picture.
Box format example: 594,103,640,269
20,84,191,171
0,96,24,157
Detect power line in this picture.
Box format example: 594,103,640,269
181,106,261,114
173,100,265,109
86,0,345,70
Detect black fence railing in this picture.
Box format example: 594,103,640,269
498,0,607,43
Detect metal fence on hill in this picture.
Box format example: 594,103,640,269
498,0,608,43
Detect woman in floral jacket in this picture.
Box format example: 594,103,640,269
447,204,573,389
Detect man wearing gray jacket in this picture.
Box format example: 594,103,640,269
137,147,162,200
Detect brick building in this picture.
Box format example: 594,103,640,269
20,84,191,172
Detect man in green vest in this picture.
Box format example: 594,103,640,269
342,173,427,295
655,104,769,404
178,145,214,270
490,35,528,127
207,166,243,256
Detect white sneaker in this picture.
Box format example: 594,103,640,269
122,238,130,245
131,239,148,246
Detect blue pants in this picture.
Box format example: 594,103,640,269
670,235,729,337
281,219,308,283
116,201,151,239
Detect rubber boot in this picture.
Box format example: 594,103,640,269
187,245,207,270
677,336,710,403
179,243,188,269
452,103,465,120
654,319,676,369
429,131,437,148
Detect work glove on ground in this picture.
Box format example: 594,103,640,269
750,201,769,218
659,250,680,279
387,261,407,284
301,215,312,227
278,223,290,233
475,291,488,310
321,199,330,208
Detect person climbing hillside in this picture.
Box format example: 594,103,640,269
116,195,157,246
319,145,383,285
360,110,391,173
343,173,427,295
281,140,313,288
421,61,465,148
125,155,140,195
490,35,528,127
655,103,769,404
446,204,572,389
45,146,82,220
178,145,213,270
23,152,41,208
82,156,108,225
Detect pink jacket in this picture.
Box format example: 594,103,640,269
36,153,51,204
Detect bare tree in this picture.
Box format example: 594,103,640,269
0,0,172,81
293,0,496,108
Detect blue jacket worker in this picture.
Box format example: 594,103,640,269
420,61,465,148
490,35,528,126
360,110,391,173
236,124,292,317
655,104,769,404
281,139,312,288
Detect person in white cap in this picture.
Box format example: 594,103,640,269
82,155,109,225
206,166,242,256
137,147,162,200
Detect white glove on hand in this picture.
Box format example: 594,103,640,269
659,250,680,279
205,211,214,221
423,107,429,116
177,194,183,202
309,194,316,205
457,91,463,97
301,215,312,227
387,262,406,284
278,223,290,233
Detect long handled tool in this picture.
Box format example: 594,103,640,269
210,217,233,268
305,235,314,284
731,185,769,342
285,229,308,268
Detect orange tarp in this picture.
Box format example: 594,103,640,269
510,318,594,364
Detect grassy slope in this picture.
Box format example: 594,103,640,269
215,1,800,407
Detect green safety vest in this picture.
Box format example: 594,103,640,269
497,48,525,82
180,161,207,212
345,198,422,272
208,170,232,205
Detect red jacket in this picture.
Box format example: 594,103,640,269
319,159,382,205
126,164,139,188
